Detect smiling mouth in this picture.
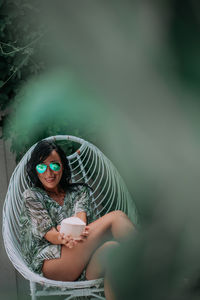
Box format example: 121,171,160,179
45,178,55,183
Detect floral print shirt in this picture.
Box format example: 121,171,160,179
19,185,95,275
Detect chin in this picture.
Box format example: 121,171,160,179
47,184,57,189
42,182,58,190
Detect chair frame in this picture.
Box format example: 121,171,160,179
2,135,138,299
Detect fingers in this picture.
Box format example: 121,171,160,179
57,225,61,231
66,239,77,249
75,227,90,243
57,232,65,243
59,227,90,248
81,226,89,237
58,233,72,245
59,233,78,248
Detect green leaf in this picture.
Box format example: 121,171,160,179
0,0,5,9
0,81,5,88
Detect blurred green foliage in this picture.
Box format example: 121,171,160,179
0,0,100,162
0,0,48,160
0,0,45,108
1,1,200,297
4,69,103,162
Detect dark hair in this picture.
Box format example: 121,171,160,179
27,140,72,191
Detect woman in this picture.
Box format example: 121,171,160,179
20,140,135,300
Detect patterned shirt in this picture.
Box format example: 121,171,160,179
19,185,95,275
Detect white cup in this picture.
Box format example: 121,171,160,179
60,217,86,238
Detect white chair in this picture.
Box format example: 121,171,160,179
2,135,139,300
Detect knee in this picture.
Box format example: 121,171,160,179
110,210,128,220
102,240,119,249
109,210,136,231
98,241,119,264
107,210,128,226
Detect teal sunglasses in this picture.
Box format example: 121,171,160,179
36,162,61,174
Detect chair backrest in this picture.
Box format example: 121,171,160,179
2,135,139,283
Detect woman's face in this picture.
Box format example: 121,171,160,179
36,150,63,192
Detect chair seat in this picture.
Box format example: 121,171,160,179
3,135,139,299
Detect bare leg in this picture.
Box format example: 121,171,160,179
86,241,119,300
86,241,119,279
109,211,135,242
104,276,115,300
42,210,135,281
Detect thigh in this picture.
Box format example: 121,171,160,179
42,244,87,281
42,213,115,281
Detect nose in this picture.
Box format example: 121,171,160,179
46,166,54,175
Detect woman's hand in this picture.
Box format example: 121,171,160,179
58,232,78,248
81,226,90,239
73,226,90,242
57,225,90,247
57,225,77,248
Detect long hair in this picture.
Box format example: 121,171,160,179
27,140,72,191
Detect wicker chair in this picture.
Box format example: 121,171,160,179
2,135,139,300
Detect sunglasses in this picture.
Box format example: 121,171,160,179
36,162,61,174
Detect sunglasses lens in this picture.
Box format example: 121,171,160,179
36,164,47,173
50,162,61,172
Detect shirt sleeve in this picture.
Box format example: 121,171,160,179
73,185,92,217
23,189,54,240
